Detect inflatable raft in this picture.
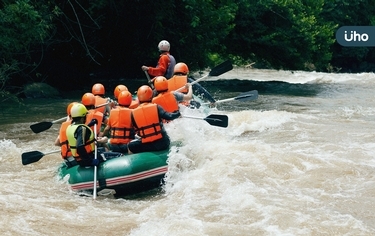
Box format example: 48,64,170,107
58,149,170,196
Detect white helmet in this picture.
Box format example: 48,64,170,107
158,40,170,52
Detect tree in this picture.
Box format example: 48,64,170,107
0,0,55,102
225,0,336,71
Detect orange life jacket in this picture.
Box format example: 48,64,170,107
59,120,72,159
95,95,109,115
168,75,188,93
131,103,163,143
85,109,103,134
152,92,179,113
108,107,133,144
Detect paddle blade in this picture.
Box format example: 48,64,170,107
22,151,45,165
235,90,259,102
208,60,233,76
30,121,53,133
204,114,229,128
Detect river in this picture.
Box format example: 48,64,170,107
1,68,375,235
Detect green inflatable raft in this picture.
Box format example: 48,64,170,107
58,149,170,196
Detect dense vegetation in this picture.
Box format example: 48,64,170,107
1,0,375,102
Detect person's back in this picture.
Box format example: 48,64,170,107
66,103,97,167
142,40,176,79
152,76,193,113
86,109,104,134
167,62,189,93
152,76,179,113
81,92,105,135
132,102,164,143
128,85,180,154
54,102,77,166
92,83,111,116
168,75,188,93
102,91,134,154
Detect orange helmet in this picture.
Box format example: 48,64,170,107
137,85,153,102
114,84,128,99
174,62,189,75
81,92,96,106
154,76,168,92
66,102,78,116
118,91,132,106
92,83,105,96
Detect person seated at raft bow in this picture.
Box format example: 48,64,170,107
141,40,176,80
54,101,78,167
100,90,135,154
66,103,120,167
152,76,192,114
127,85,180,154
167,62,201,108
170,62,216,107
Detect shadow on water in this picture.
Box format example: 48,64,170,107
201,79,328,97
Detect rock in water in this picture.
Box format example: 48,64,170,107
24,82,60,98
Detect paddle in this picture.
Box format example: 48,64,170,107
30,116,67,134
21,150,60,165
202,90,259,105
183,114,228,128
93,123,98,200
30,102,111,134
144,71,155,89
175,60,233,92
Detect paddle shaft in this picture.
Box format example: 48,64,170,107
43,150,61,156
93,123,98,200
53,117,68,123
144,71,154,89
96,102,109,108
202,90,259,105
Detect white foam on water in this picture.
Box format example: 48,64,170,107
2,69,375,235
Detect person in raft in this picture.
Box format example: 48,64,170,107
141,40,176,79
66,103,114,167
113,84,139,109
54,101,77,167
101,90,135,154
152,76,193,113
127,85,180,154
168,62,209,108
91,83,113,116
81,92,107,136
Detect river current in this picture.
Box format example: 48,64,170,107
0,68,375,235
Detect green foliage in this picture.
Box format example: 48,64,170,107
225,0,337,71
0,0,55,102
175,0,238,70
1,0,375,103
0,0,54,57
